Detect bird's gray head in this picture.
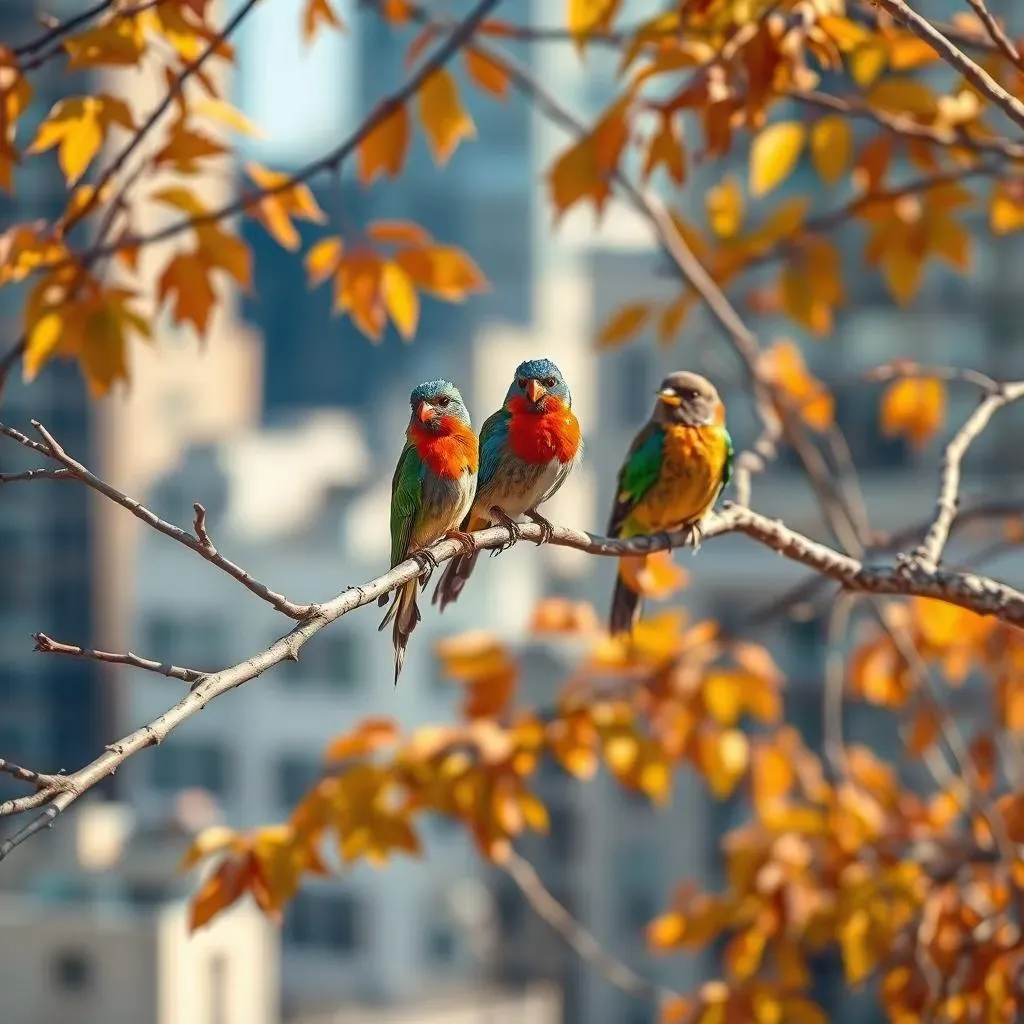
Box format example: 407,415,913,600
504,357,572,410
651,371,723,427
408,379,472,432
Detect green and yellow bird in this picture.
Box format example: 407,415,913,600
606,371,733,636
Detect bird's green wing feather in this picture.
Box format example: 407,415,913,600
477,407,511,490
390,441,424,568
607,422,664,537
720,426,734,492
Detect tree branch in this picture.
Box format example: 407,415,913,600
32,632,206,685
873,0,1024,131
0,420,316,619
963,0,1020,66
502,849,677,1003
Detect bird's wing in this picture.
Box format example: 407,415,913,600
390,440,424,568
719,426,734,495
537,439,583,506
476,407,511,490
607,422,664,537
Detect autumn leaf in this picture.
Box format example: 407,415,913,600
464,48,509,99
598,303,650,348
153,118,226,173
358,103,410,184
810,116,852,185
28,94,135,185
305,236,344,287
62,17,147,70
618,551,689,600
158,250,217,335
323,717,399,763
758,340,834,431
393,244,488,301
643,112,685,186
529,597,599,635
989,181,1024,235
879,377,946,449
418,69,475,166
567,0,621,52
381,261,419,340
193,98,264,138
749,122,806,198
302,0,344,44
706,176,744,239
245,163,326,252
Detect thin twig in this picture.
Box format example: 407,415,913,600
823,594,855,781
874,0,1024,131
0,420,315,619
503,850,677,1003
33,632,206,685
964,0,1021,65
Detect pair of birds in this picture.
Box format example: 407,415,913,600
379,359,734,684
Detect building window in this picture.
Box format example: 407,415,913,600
276,754,322,809
424,918,458,966
144,614,226,670
52,949,92,992
276,630,361,691
617,349,652,427
283,890,361,953
548,802,576,861
150,741,230,797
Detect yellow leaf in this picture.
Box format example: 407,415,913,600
879,377,946,449
701,728,750,799
880,245,923,306
151,185,209,217
464,48,509,99
418,69,475,166
866,78,936,117
305,237,344,287
618,550,689,599
382,260,419,340
759,340,834,431
195,224,253,290
598,303,650,347
394,244,488,301
24,310,68,382
358,103,410,184
29,97,102,185
62,17,146,70
302,0,344,44
706,176,744,238
159,251,217,336
366,220,432,247
246,162,326,252
810,116,852,185
179,825,243,872
990,182,1024,235
849,41,887,86
839,908,875,984
193,98,265,138
749,122,806,198
567,0,621,51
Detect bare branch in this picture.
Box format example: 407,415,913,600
0,759,47,786
964,0,1021,65
0,468,72,484
0,420,315,619
32,632,206,685
13,0,116,57
907,381,1024,572
502,850,677,1003
874,0,1024,131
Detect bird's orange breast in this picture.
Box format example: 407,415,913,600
409,420,479,479
505,396,581,465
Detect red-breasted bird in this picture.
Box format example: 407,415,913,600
606,371,733,636
432,358,582,612
379,380,478,684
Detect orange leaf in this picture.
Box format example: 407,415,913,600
394,244,488,301
358,103,410,185
302,0,344,43
567,0,621,52
618,551,689,600
597,302,650,348
366,220,432,247
464,47,509,99
643,112,686,186
159,250,217,335
323,717,399,762
333,250,386,339
706,176,744,239
246,162,326,252
529,597,599,635
418,68,475,166
810,115,852,185
879,377,946,449
189,856,252,931
304,236,344,287
759,339,834,431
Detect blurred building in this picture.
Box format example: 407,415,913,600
0,798,279,1024
0,5,103,808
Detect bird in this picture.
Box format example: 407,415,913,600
432,357,582,613
378,379,478,684
605,371,733,636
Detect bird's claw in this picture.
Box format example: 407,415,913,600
682,521,704,553
524,509,554,545
443,529,477,557
413,548,439,586
489,507,523,553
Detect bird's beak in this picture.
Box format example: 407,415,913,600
526,379,546,402
417,400,435,423
657,388,682,407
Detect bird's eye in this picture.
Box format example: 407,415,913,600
686,388,700,400
517,377,527,389
543,376,556,388
437,395,450,408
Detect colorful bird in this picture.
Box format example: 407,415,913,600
379,380,478,685
432,358,582,613
606,371,733,636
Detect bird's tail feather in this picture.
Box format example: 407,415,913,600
609,562,643,637
379,580,420,685
432,549,479,613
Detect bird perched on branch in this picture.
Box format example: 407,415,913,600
379,380,478,684
606,371,732,636
432,358,581,613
